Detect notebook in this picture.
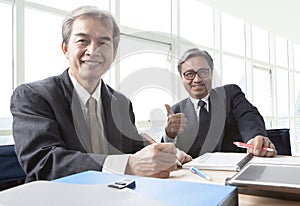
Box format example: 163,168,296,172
183,152,253,171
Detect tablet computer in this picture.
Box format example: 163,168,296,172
225,163,300,201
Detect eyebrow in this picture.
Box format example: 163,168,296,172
74,33,112,41
184,69,197,72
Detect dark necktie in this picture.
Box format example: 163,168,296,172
189,100,211,158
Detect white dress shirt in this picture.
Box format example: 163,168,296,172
68,69,129,174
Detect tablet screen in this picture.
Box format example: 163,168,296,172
232,164,300,187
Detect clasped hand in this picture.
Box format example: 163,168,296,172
126,143,192,178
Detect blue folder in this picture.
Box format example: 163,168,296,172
54,170,238,206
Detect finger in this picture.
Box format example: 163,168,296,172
145,152,176,172
247,136,263,156
171,114,187,123
154,143,177,154
151,171,170,178
169,114,187,127
165,164,177,172
248,136,277,157
175,148,192,164
262,138,277,157
268,142,277,157
177,153,192,164
164,104,174,116
184,154,193,163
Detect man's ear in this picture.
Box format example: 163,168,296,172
61,41,68,57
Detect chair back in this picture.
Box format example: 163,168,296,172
266,129,292,155
0,145,26,190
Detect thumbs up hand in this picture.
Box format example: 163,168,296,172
164,104,187,139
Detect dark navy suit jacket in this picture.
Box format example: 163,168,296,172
169,84,267,157
10,69,144,182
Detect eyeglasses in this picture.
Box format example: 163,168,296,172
182,68,210,80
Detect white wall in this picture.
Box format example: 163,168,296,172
197,0,300,44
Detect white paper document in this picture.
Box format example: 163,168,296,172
183,152,253,171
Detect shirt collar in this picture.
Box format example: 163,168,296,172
68,69,102,106
189,95,209,110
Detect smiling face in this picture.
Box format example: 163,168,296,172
62,15,115,91
181,56,212,99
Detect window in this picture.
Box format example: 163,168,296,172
120,0,171,33
294,44,300,71
116,35,173,139
296,119,300,142
3,0,300,154
275,36,288,67
24,8,69,82
252,26,269,62
276,68,289,116
0,2,13,133
222,13,245,55
252,66,272,116
180,0,214,48
222,55,246,89
27,0,108,11
295,73,300,115
117,35,171,83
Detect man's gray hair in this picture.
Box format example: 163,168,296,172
177,48,214,73
62,6,120,51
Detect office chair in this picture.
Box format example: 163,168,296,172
266,128,292,156
0,145,26,190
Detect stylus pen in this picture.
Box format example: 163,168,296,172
140,132,182,166
189,166,211,181
233,141,274,152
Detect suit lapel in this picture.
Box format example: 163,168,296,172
176,99,199,153
200,88,226,155
60,69,92,152
59,69,74,105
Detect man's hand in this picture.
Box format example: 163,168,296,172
176,148,192,164
164,104,187,139
125,143,177,178
247,135,277,157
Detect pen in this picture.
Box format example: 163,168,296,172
189,166,211,181
140,132,182,166
233,141,274,152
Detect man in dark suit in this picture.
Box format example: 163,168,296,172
163,48,277,158
10,6,190,182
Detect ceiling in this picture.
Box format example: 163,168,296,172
198,0,300,44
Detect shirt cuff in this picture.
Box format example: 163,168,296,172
102,154,130,174
162,130,177,143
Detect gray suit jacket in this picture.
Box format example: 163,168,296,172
10,69,144,182
170,84,267,157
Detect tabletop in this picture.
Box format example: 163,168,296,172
170,168,299,205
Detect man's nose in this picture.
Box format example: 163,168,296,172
86,42,101,56
193,72,202,81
